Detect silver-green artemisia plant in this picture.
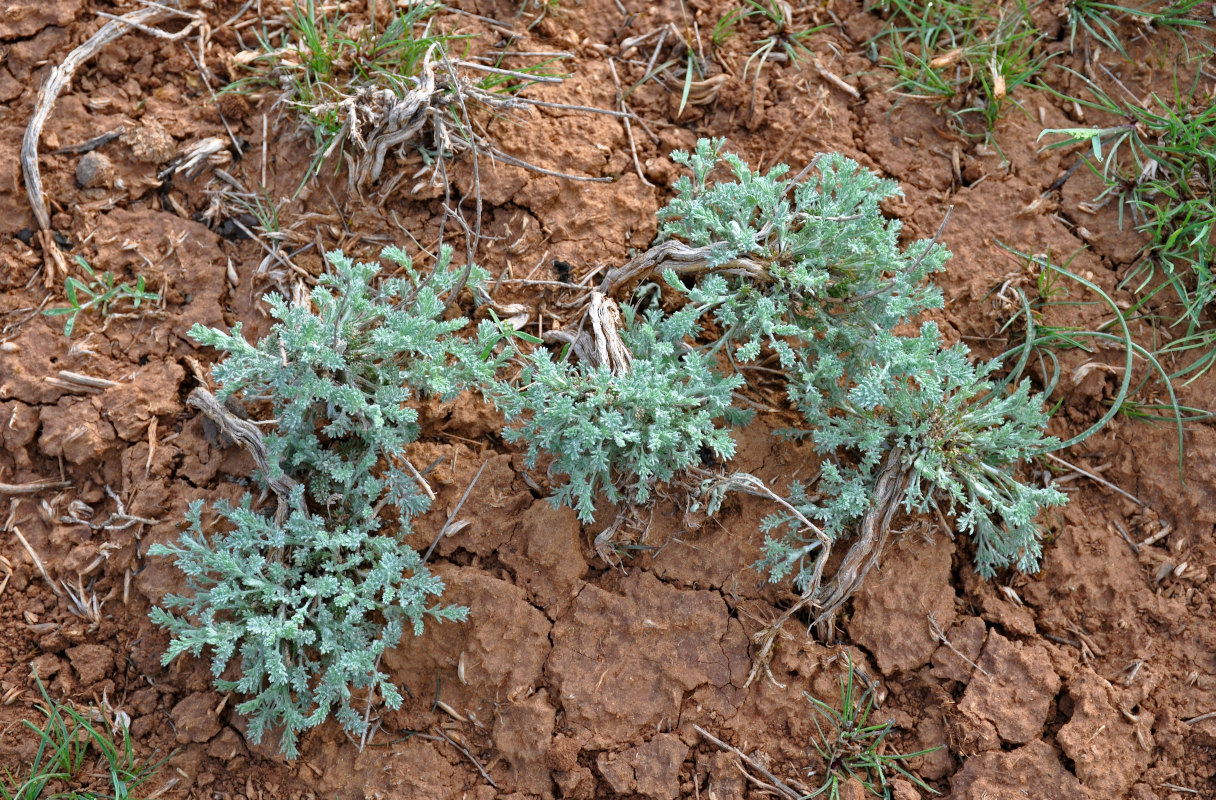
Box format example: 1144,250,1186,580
664,139,1066,588
495,137,1065,593
149,246,493,757
486,303,748,522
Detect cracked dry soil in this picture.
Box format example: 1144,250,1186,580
1,0,1215,798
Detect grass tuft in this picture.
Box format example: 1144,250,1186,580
994,244,1193,473
1,675,171,800
1040,67,1216,331
867,0,1052,141
804,655,939,799
1065,0,1213,59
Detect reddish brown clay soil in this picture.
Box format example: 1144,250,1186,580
1,1,1215,798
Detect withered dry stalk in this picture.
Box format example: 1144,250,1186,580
307,47,611,192
598,240,772,297
704,451,909,687
543,290,635,373
187,386,298,525
20,0,198,285
0,479,71,495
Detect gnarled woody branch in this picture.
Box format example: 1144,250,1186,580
543,291,633,374
187,387,298,525
597,239,771,297
713,448,910,688
596,207,952,304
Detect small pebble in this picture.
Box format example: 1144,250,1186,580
76,151,115,189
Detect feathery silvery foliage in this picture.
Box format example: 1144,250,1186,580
150,246,482,757
659,139,1065,585
488,304,747,522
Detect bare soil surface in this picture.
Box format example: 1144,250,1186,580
1,1,1214,798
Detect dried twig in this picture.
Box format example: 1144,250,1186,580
1160,783,1199,795
1140,523,1172,548
22,1,193,231
928,612,991,677
432,728,499,789
357,654,385,752
0,480,71,495
51,128,126,154
597,239,770,297
607,58,652,187
1045,452,1144,506
57,370,120,390
12,526,61,596
694,725,800,800
423,459,489,564
812,56,860,99
0,556,13,601
1112,520,1139,555
187,387,298,523
713,452,908,686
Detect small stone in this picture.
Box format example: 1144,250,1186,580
838,778,869,800
76,151,114,189
123,120,175,164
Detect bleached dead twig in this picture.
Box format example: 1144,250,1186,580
423,459,488,564
928,612,991,678
1044,452,1144,507
432,727,499,789
694,725,801,800
13,526,61,596
0,480,71,496
22,1,195,231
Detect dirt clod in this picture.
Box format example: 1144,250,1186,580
546,571,748,749
930,616,987,684
169,691,223,744
949,740,1090,799
629,734,689,800
39,397,118,464
492,690,557,795
75,151,115,189
1057,668,1154,798
957,631,1060,747
64,643,113,686
850,534,955,675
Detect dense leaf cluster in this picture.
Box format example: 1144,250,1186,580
657,139,1065,584
488,305,748,521
150,247,482,757
151,140,1066,755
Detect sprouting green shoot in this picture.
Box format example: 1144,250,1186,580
804,655,940,799
44,256,159,338
740,0,831,108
